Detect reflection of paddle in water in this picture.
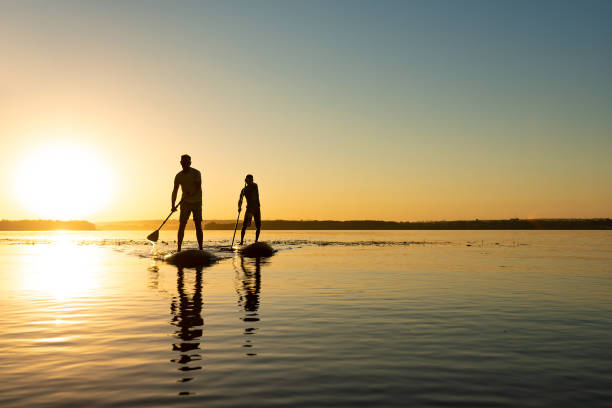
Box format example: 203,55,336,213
234,256,262,356
147,265,159,290
170,266,204,390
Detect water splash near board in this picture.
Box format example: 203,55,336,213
232,242,275,257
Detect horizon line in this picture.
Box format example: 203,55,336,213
2,217,611,223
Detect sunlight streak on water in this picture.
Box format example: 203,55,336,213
17,241,102,300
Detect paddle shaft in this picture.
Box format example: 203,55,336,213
156,210,174,232
231,182,247,247
231,208,241,247
156,200,182,231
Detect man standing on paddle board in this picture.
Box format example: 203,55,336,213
238,174,261,245
171,154,203,251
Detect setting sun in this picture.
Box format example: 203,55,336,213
13,143,114,220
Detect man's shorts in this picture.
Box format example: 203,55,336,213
243,207,261,228
180,201,202,223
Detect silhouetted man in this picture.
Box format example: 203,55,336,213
238,174,261,245
171,154,203,251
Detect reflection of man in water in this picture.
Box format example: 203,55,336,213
238,174,261,245
239,257,261,319
170,267,204,384
171,154,203,251
236,257,262,356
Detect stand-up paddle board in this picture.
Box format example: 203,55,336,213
164,249,216,267
232,242,275,257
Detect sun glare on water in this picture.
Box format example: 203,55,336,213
14,143,114,220
19,235,102,300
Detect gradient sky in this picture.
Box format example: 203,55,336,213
1,0,611,221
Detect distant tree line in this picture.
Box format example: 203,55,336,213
0,220,96,230
204,218,612,230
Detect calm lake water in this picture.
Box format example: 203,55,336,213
0,230,611,407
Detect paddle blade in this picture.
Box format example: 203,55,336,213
147,229,159,242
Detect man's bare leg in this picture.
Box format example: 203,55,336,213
195,220,203,250
255,227,260,243
240,225,246,245
177,220,187,252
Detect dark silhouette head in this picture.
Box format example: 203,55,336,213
180,154,191,171
245,174,254,185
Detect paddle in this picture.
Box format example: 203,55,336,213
231,207,241,248
231,182,247,248
147,202,180,242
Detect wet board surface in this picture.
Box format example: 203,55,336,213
232,242,275,257
164,249,216,267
